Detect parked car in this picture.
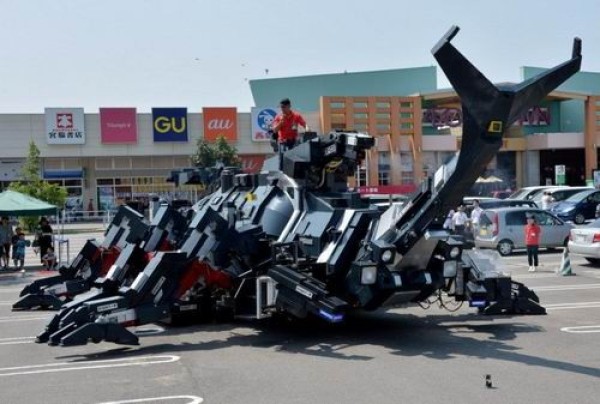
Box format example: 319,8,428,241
465,199,537,223
532,186,592,208
568,218,600,266
490,190,512,199
475,207,573,256
549,189,600,224
508,186,568,201
462,196,498,206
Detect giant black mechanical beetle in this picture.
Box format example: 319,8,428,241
31,26,582,346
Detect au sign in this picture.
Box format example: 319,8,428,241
203,107,238,142
207,119,234,130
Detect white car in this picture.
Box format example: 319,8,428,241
568,218,600,266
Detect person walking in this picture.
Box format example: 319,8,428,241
35,217,54,265
541,191,554,210
470,199,483,237
452,205,469,237
525,215,542,272
0,216,14,269
13,231,28,270
443,209,455,230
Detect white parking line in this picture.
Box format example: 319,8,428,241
513,273,561,279
545,301,600,310
0,336,35,345
0,315,50,323
560,325,600,333
99,396,204,404
0,355,180,377
533,283,600,292
0,288,24,293
133,325,165,336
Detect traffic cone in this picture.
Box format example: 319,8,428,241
558,247,574,276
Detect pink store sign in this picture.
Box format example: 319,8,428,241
100,108,138,143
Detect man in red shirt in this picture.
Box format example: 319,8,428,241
524,215,542,272
271,98,306,151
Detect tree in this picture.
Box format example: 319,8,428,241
9,141,67,231
21,140,42,182
191,139,217,168
191,136,241,168
214,136,241,167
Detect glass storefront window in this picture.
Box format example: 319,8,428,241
97,178,114,186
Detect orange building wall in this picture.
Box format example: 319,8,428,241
320,96,423,187
585,96,600,177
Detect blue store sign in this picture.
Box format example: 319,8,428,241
152,108,188,142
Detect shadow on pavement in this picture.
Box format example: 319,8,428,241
52,310,600,379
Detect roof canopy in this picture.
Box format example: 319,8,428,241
0,190,57,217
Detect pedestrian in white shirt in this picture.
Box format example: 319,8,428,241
452,205,469,237
470,199,483,236
443,209,455,230
541,191,554,210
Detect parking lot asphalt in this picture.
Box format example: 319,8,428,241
0,247,598,404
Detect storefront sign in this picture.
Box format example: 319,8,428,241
45,107,86,144
251,107,277,142
202,107,237,142
100,108,138,143
422,108,462,128
555,164,566,185
515,106,550,126
354,185,417,194
152,108,188,142
240,155,266,173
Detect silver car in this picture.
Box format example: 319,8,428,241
475,207,573,256
567,218,600,266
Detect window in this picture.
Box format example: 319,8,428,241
353,113,368,120
331,113,346,122
376,101,390,109
400,112,413,119
536,212,556,226
353,102,368,109
378,152,390,185
355,163,367,187
376,113,390,120
400,122,414,129
378,171,390,185
400,102,413,108
506,211,526,226
97,178,114,186
330,102,345,109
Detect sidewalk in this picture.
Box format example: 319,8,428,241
17,229,105,272
57,222,106,234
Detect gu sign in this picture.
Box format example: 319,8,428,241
152,108,188,142
45,108,86,144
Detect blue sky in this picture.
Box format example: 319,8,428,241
1,0,598,112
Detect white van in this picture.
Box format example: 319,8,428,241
532,186,593,208
508,186,568,201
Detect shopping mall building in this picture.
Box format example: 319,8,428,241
1,64,599,210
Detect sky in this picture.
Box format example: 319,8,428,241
1,0,599,113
